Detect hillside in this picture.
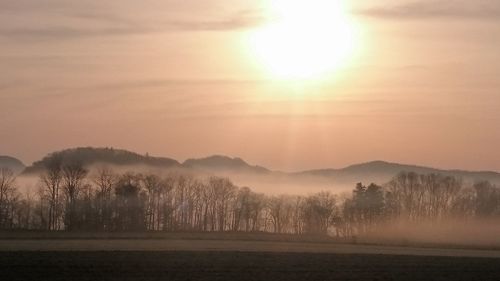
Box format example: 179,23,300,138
297,160,500,186
18,147,500,192
0,156,26,174
183,155,270,174
22,147,180,174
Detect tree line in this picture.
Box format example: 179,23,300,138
0,159,499,236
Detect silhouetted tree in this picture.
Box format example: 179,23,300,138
61,161,88,231
302,192,336,235
474,181,500,217
268,195,295,233
0,168,17,228
1,165,497,237
114,173,145,231
92,167,117,231
39,156,63,230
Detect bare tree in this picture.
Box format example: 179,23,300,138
39,156,63,230
208,177,237,231
302,192,336,235
114,173,145,231
92,167,117,231
160,175,176,231
474,181,500,217
8,164,495,236
0,168,17,228
61,161,88,231
267,195,295,233
142,173,166,230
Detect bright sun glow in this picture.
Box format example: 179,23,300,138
249,0,359,80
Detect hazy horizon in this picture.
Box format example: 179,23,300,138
3,146,500,174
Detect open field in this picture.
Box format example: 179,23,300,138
1,236,500,280
0,231,338,243
1,251,500,281
1,239,500,258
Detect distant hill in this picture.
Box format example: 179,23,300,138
23,147,180,174
18,147,500,192
183,155,270,174
0,156,25,174
297,160,500,186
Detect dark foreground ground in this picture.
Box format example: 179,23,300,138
1,251,500,281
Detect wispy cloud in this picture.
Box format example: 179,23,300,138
0,18,264,42
357,0,500,20
0,26,150,41
0,2,265,42
164,17,263,32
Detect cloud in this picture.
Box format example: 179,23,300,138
165,17,263,32
0,1,265,42
0,27,149,41
88,78,268,92
0,16,264,42
357,0,500,20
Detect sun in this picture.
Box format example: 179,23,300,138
248,0,359,80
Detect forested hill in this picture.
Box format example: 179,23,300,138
0,156,25,174
18,147,500,186
22,147,180,174
22,148,271,175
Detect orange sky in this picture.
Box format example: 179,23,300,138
1,0,500,171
